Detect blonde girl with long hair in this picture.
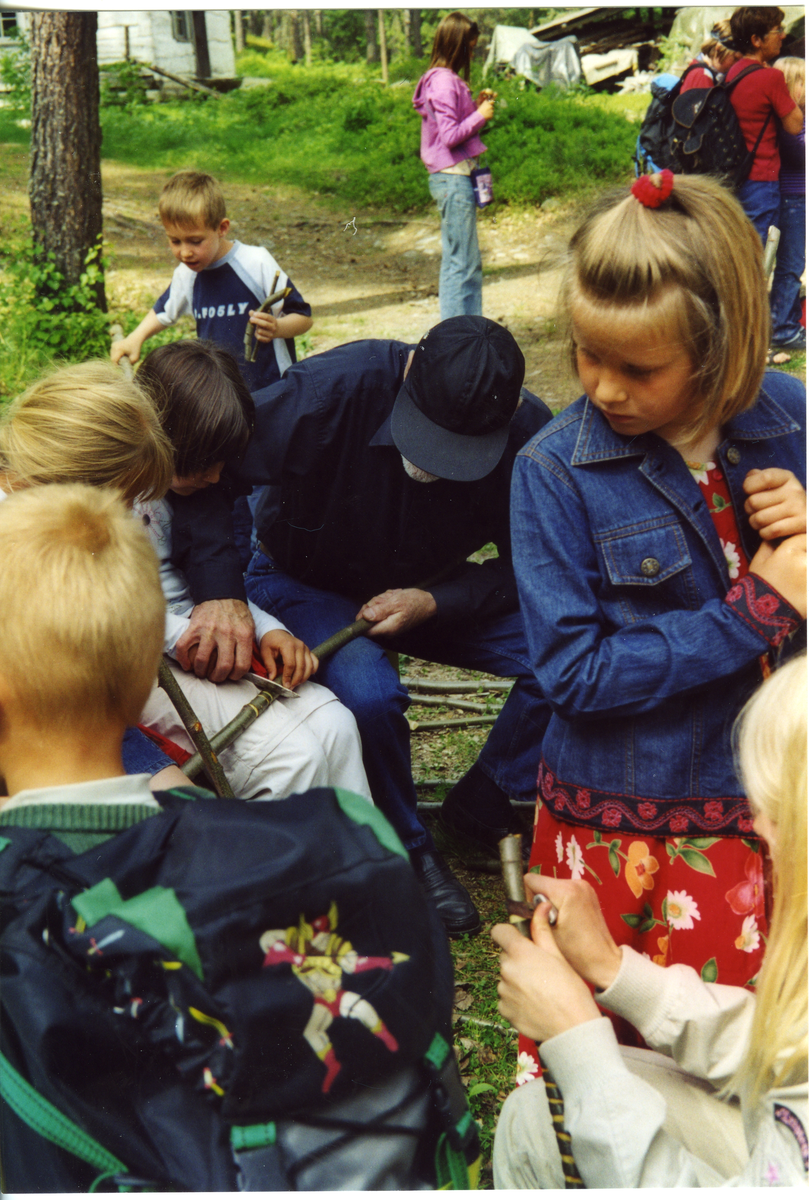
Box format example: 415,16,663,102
491,653,807,1187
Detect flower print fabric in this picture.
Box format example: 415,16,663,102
686,459,749,584
516,804,769,1080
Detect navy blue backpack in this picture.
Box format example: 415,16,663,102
0,787,480,1191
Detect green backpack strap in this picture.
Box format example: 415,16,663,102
0,1049,134,1191
424,1032,481,1189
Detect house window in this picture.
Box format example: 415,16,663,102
1,12,18,37
171,11,192,43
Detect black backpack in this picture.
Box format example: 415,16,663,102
635,63,769,189
0,787,480,1191
634,68,700,176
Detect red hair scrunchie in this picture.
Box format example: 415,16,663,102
631,169,675,208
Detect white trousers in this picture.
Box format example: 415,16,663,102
492,1046,748,1188
140,664,371,803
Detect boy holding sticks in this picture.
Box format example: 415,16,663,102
111,170,312,392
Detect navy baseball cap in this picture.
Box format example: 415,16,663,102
391,316,525,482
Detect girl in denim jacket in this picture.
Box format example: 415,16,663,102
511,172,805,1068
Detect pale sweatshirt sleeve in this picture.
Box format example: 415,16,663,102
536,948,760,1188
153,264,195,327
539,950,807,1189
599,945,755,1086
541,1017,706,1187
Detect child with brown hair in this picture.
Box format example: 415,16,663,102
413,12,494,319
509,173,805,1079
110,170,312,391
0,355,370,804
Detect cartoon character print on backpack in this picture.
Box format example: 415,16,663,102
259,902,409,1093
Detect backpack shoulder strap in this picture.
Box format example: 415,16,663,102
724,62,764,91
681,62,715,89
0,1049,133,1189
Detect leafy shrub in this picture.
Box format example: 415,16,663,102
100,60,149,108
0,231,110,374
102,68,636,213
0,29,31,116
342,99,376,132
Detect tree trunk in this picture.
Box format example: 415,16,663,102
314,10,324,39
302,9,312,67
410,10,423,57
378,10,388,84
29,11,105,310
262,12,274,41
288,10,303,63
233,10,245,54
365,10,379,64
248,11,264,37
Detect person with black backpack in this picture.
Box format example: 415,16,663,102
633,23,742,179
710,7,802,243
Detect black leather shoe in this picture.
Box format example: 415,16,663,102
410,847,481,938
439,786,530,869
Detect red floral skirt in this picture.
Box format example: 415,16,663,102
515,803,769,1085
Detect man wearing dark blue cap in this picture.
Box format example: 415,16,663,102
170,316,553,937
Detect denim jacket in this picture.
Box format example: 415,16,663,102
511,371,805,838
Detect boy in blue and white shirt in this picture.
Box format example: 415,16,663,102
111,171,312,392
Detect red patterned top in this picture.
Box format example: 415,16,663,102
687,459,770,678
686,458,749,580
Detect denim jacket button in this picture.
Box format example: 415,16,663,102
726,446,741,465
640,557,661,577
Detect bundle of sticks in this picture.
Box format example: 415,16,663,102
243,269,291,363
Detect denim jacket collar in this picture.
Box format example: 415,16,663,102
571,386,800,467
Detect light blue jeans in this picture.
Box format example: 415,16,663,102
428,171,483,320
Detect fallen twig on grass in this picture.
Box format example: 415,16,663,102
410,694,489,714
408,715,497,732
401,677,512,694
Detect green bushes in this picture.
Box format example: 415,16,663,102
0,230,112,401
98,62,637,213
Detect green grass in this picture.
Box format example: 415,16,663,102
93,60,639,215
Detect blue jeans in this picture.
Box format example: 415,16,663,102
736,179,780,246
770,194,806,345
245,551,550,850
428,171,483,320
122,725,174,777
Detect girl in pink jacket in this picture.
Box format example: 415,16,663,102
413,12,494,319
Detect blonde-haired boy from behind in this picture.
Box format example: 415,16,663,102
110,170,313,392
0,484,165,802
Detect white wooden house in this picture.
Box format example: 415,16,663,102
2,10,236,82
